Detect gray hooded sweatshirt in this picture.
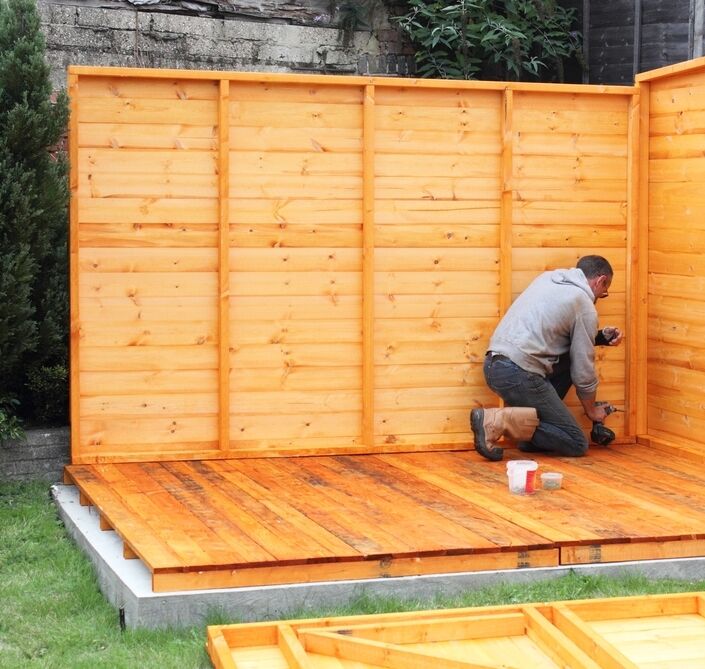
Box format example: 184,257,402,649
488,268,599,399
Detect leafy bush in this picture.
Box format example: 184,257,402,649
395,0,582,81
0,396,24,444
0,0,69,430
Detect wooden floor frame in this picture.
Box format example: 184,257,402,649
207,591,705,668
64,442,705,593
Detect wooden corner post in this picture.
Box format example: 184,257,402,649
636,81,650,437
362,84,376,447
68,72,80,462
626,87,641,438
218,79,231,450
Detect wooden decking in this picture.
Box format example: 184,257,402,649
65,445,705,592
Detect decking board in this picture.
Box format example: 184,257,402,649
65,444,705,591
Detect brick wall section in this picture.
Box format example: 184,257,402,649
0,428,70,483
37,0,415,89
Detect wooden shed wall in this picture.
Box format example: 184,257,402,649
639,58,705,454
70,68,635,464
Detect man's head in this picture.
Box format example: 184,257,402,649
577,255,613,301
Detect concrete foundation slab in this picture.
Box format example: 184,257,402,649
52,484,705,629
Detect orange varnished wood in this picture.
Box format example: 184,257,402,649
209,591,705,668
70,64,637,95
361,84,375,448
644,64,705,450
72,68,635,463
218,79,231,451
69,73,80,461
65,444,705,590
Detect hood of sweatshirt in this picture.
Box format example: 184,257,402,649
550,268,595,303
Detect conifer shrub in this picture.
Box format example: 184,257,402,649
0,0,69,438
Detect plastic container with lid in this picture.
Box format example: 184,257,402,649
541,472,563,490
506,460,538,494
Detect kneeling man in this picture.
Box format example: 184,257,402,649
471,255,623,461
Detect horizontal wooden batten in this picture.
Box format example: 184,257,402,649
70,64,638,94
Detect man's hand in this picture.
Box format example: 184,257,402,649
585,404,609,423
598,326,623,346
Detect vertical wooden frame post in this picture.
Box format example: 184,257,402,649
636,82,650,436
218,79,231,450
362,84,376,447
625,89,641,438
68,72,80,461
500,88,514,318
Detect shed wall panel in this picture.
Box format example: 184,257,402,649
70,68,635,463
646,66,705,451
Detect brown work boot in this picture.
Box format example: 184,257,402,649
470,408,504,461
471,407,539,462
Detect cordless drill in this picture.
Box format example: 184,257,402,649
590,402,620,446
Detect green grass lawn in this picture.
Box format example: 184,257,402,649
2,479,705,668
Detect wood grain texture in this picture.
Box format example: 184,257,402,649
645,67,705,451
66,445,705,595
72,69,636,463
208,590,705,668
70,73,81,462
218,80,231,451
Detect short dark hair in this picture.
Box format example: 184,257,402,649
577,255,613,279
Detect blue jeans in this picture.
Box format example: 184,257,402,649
483,353,588,456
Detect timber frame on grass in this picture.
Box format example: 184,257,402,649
65,56,705,592
207,591,705,668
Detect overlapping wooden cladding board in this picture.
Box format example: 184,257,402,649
228,83,363,450
647,68,705,450
74,72,632,462
77,76,221,460
512,91,628,436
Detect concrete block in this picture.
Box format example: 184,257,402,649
224,18,278,43
257,43,315,67
39,0,411,85
77,6,138,32
140,31,189,58
24,427,70,447
36,0,56,25
186,35,256,61
148,11,223,39
0,427,69,483
37,1,79,27
46,23,112,51
27,443,69,460
110,29,142,57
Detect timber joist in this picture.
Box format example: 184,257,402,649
208,591,705,668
